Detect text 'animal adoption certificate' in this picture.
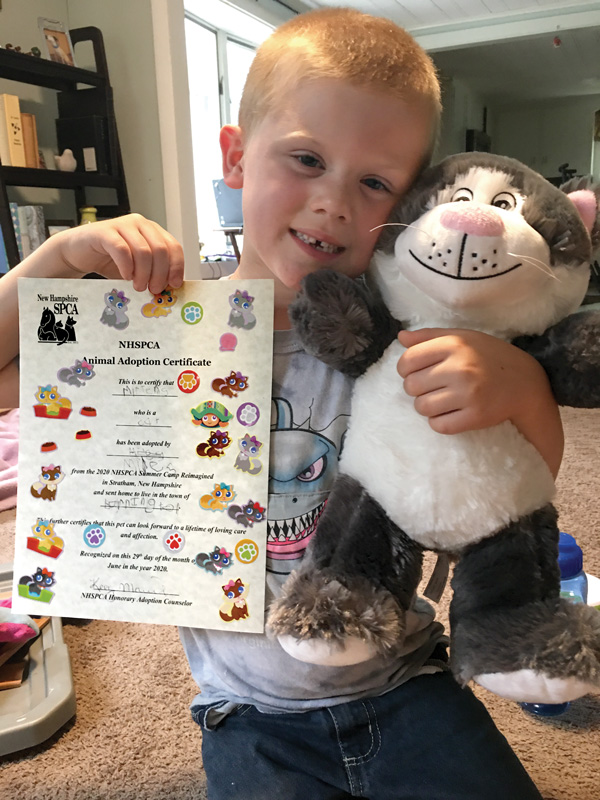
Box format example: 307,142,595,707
14,278,273,631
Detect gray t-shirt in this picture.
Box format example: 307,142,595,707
179,328,445,719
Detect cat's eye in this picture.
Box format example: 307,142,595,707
451,188,473,202
492,192,517,210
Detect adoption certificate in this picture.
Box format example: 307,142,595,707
13,278,273,631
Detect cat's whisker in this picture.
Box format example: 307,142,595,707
370,222,427,234
507,252,559,281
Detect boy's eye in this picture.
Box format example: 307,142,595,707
295,153,322,169
362,177,389,192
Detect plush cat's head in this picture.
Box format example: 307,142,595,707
370,153,599,339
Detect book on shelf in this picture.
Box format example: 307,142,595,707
0,94,26,167
0,226,8,274
16,207,31,259
22,205,46,252
9,203,47,260
20,112,40,169
9,202,23,261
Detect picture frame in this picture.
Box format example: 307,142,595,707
38,17,76,67
45,219,75,238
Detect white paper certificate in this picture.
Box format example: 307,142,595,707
13,278,274,631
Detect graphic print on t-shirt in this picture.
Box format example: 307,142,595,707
267,396,348,575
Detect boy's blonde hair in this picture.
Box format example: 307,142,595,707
239,7,441,142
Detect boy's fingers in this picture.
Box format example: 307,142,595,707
413,388,461,419
427,408,487,436
119,226,154,292
397,338,446,378
398,328,450,347
402,364,445,398
97,229,135,281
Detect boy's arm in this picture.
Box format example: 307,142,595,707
0,214,184,408
397,328,564,478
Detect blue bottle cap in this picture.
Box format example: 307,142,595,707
558,532,583,578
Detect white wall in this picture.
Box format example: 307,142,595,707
435,75,490,160
66,0,167,228
0,0,73,214
494,95,600,180
0,0,170,234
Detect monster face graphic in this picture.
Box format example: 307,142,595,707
267,398,342,575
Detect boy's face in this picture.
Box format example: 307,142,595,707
221,78,434,316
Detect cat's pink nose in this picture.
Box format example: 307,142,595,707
440,205,504,237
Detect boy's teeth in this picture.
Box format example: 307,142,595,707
295,231,341,254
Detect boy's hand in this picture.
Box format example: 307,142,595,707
397,327,552,429
57,214,184,294
397,327,563,476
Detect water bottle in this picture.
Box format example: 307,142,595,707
520,532,588,717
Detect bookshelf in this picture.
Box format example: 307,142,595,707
0,26,130,269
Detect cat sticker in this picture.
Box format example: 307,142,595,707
199,483,236,512
18,567,56,603
26,518,64,559
218,578,249,622
195,546,233,575
30,464,65,501
100,288,130,330
227,290,256,330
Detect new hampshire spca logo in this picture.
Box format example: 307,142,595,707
37,294,79,345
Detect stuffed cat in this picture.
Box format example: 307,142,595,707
268,152,600,705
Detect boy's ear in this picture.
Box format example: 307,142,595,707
220,125,244,189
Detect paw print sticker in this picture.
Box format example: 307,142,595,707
235,538,259,564
178,370,200,393
237,402,260,427
181,302,203,325
83,524,106,548
163,530,185,553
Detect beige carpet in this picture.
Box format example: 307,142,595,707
0,407,598,799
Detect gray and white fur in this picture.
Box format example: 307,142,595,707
268,152,600,704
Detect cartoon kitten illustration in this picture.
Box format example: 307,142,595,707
19,567,56,597
219,578,249,622
100,289,130,330
195,546,233,574
30,465,65,501
227,499,265,528
31,518,64,553
234,435,263,475
211,370,249,398
228,290,256,330
57,359,96,387
200,483,236,511
35,385,72,415
141,287,177,318
196,430,231,459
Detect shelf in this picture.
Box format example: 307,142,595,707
0,27,129,270
0,47,105,91
1,166,121,189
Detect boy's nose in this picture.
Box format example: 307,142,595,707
311,180,351,221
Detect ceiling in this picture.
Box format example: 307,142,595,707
306,0,600,103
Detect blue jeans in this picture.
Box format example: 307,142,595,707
193,671,542,800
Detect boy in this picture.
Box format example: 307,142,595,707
0,8,561,799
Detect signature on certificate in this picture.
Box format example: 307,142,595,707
89,576,171,598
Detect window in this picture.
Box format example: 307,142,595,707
184,1,274,259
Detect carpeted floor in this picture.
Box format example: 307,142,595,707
0,407,598,799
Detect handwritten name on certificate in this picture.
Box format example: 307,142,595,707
13,278,273,631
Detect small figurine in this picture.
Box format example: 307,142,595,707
54,149,77,172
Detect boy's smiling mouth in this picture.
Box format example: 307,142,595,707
291,229,345,255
